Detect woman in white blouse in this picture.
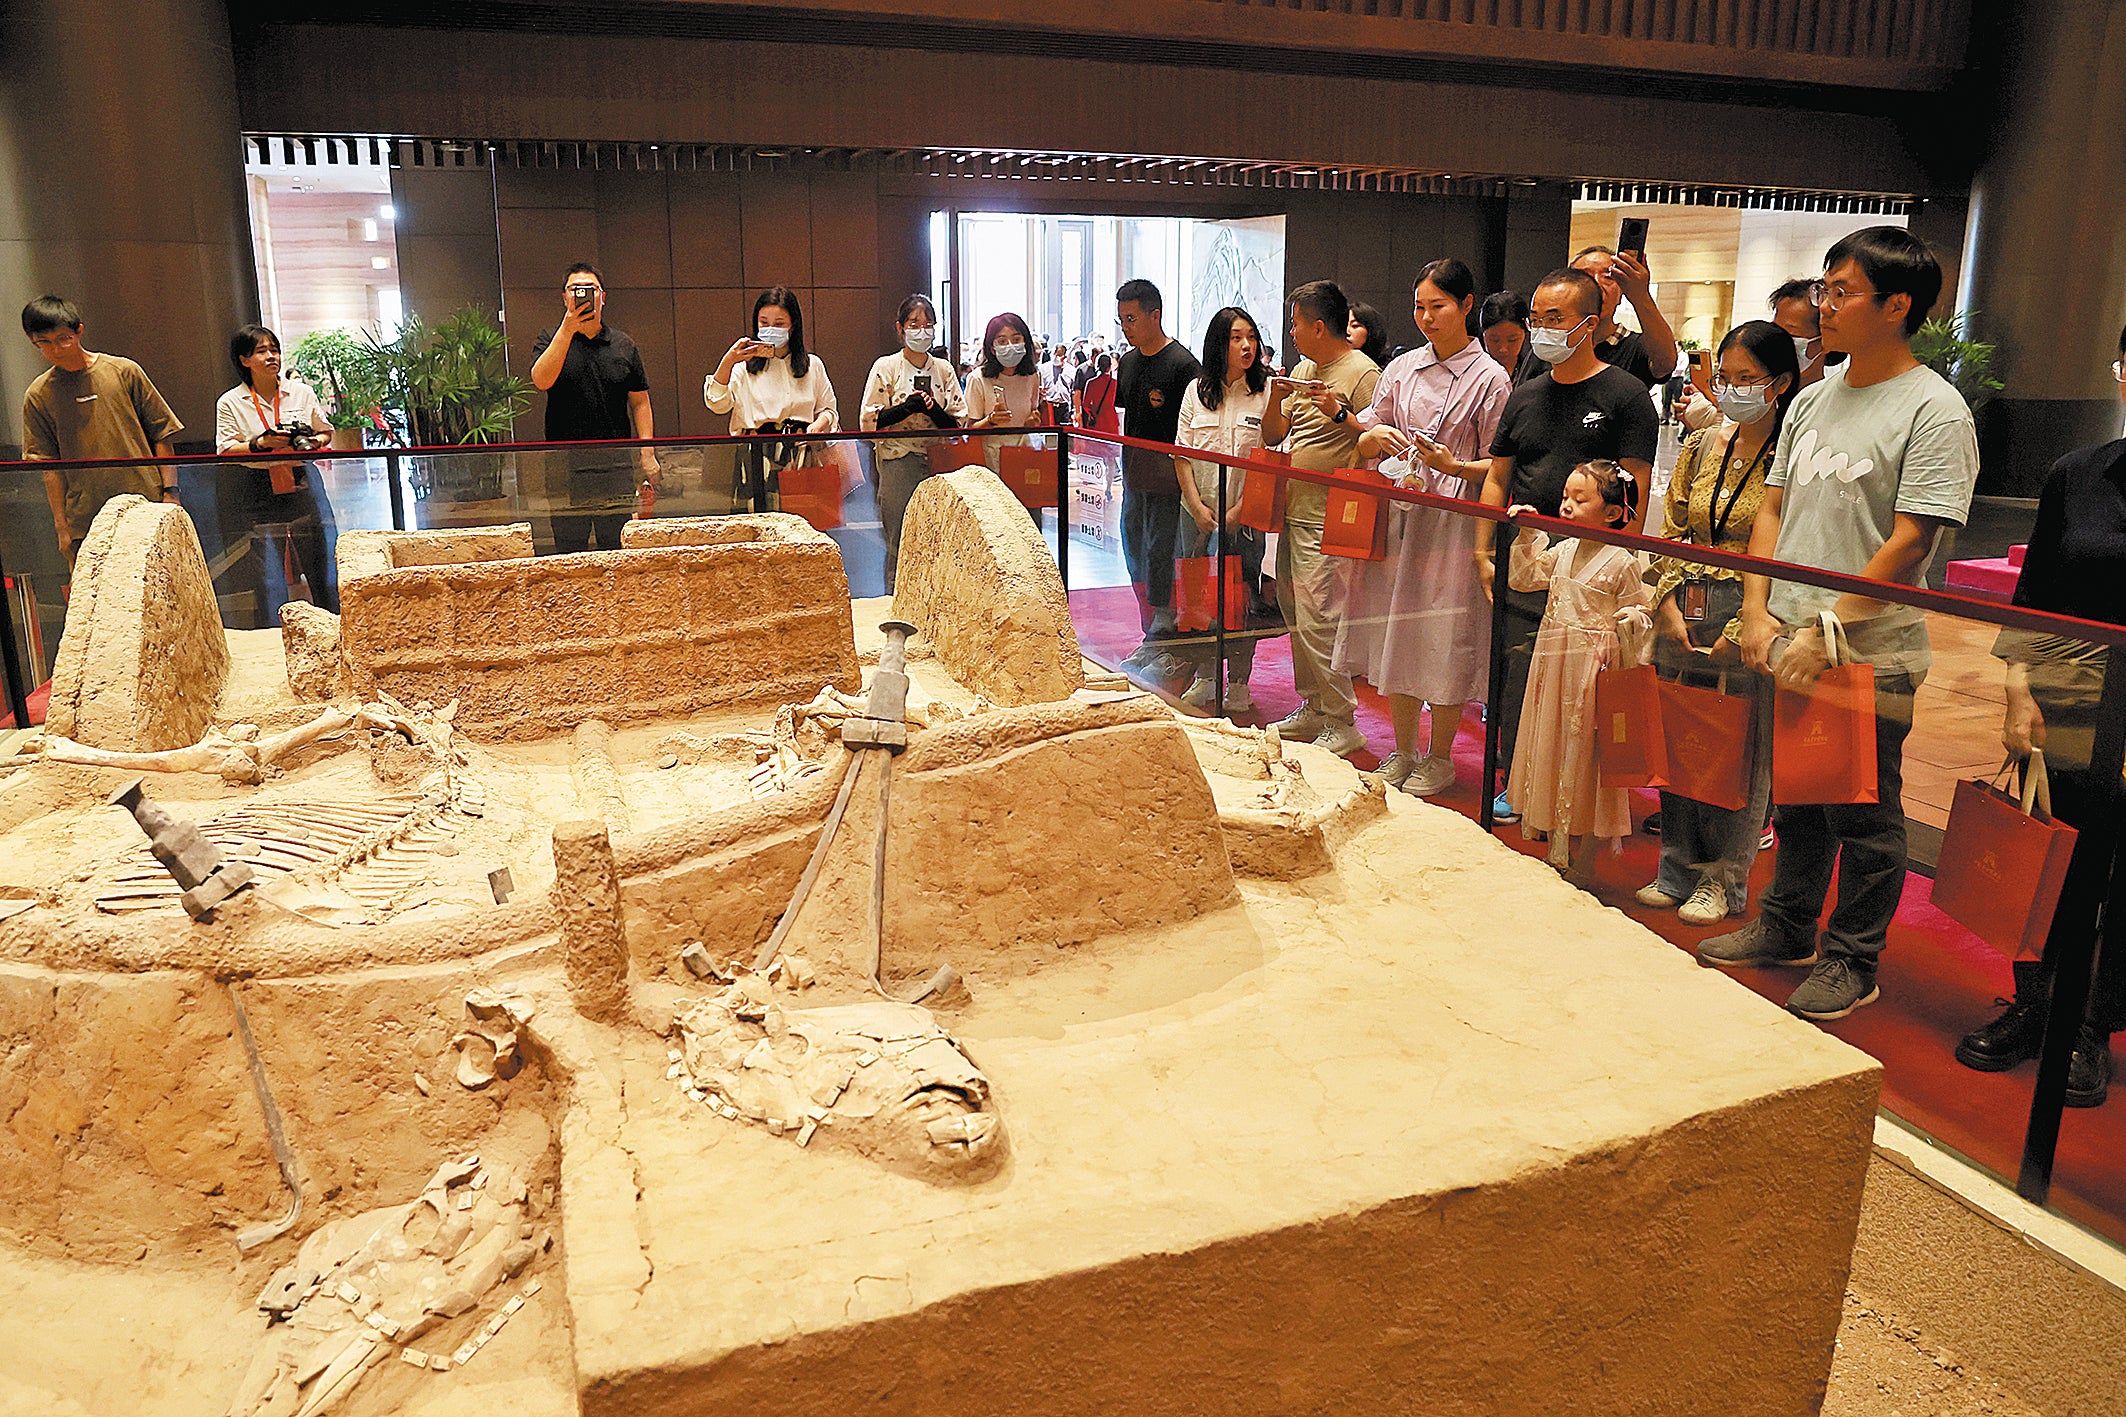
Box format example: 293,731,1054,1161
214,324,339,615
962,312,1044,473
859,294,965,591
1169,306,1274,716
704,287,839,512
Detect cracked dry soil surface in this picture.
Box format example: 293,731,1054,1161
1826,1290,2043,1417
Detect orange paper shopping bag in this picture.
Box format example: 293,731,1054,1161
998,445,1060,508
777,458,843,530
1595,664,1668,788
1321,469,1389,560
925,436,986,475
1933,752,2079,962
1772,613,1878,805
1233,452,1287,533
1176,556,1246,633
1656,674,1753,811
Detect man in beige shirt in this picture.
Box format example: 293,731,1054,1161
20,296,182,563
1260,280,1381,758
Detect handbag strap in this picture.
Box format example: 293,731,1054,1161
1817,610,1852,668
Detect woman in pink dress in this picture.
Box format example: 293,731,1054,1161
1506,460,1653,874
1338,258,1513,798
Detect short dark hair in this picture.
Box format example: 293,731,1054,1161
1535,268,1603,320
1573,459,1641,527
22,296,82,337
747,286,810,379
1115,279,1162,313
1289,280,1350,335
1822,226,1941,336
1416,258,1477,304
896,293,937,326
1478,290,1530,333
564,262,601,285
1767,278,1815,309
229,324,279,386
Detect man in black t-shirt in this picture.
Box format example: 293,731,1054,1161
529,262,657,553
1114,279,1203,673
1570,245,1680,389
1475,268,1659,813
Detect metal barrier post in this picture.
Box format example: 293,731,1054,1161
0,546,31,732
1478,515,1511,834
1213,459,1229,707
386,450,406,532
1055,427,1071,593
2018,653,2126,1202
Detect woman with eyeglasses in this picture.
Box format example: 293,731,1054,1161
1966,322,2126,1106
1637,319,1802,925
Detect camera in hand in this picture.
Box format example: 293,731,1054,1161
277,420,324,452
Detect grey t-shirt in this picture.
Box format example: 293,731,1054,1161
1766,363,1978,677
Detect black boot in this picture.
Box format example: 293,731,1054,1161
1955,962,2049,1072
2067,1025,2113,1108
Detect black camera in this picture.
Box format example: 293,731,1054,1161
278,420,323,451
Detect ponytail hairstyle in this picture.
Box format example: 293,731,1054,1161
1714,318,1804,442
1576,459,1641,528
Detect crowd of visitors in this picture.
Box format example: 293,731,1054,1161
15,223,2124,1088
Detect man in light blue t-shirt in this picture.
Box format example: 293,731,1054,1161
1698,228,1979,1023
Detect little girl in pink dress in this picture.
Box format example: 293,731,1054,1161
1507,461,1653,873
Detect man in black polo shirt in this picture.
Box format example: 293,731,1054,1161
529,262,657,553
1475,267,1659,820
1114,278,1203,677
1570,245,1680,389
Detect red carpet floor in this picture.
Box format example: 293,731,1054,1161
1070,583,2126,1249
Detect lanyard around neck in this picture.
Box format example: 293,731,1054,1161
248,385,282,432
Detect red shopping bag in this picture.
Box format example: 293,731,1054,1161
1595,664,1669,788
1656,674,1753,811
1233,456,1286,534
1176,556,1246,632
925,436,986,474
778,458,843,530
998,445,1060,509
1772,614,1879,805
1933,753,2080,962
1321,469,1390,560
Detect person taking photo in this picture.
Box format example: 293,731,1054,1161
529,263,656,553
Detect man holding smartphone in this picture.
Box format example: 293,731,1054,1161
1570,243,1680,387
529,262,657,553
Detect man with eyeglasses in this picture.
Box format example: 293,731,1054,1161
1475,267,1659,819
1569,245,1681,387
1699,227,1980,1024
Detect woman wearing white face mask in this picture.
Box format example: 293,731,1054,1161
1637,320,1802,925
860,294,965,591
963,312,1044,473
705,286,839,511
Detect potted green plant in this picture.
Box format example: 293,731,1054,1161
1912,312,2005,413
289,328,390,450
363,306,531,504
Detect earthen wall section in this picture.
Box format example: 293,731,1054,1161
338,527,860,738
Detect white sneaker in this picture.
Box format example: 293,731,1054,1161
1273,705,1325,741
1635,882,1681,909
1180,676,1218,710
1403,754,1456,797
1375,752,1416,789
1222,682,1255,715
1678,879,1731,926
1313,719,1366,758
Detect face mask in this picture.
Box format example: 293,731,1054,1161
1793,336,1819,368
994,341,1026,367
756,326,790,350
1717,384,1774,425
904,328,935,354
1528,321,1583,365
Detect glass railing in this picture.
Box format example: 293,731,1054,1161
4,423,2120,1256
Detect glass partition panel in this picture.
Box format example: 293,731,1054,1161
0,465,69,726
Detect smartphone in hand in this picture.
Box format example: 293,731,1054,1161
1617,217,1649,260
